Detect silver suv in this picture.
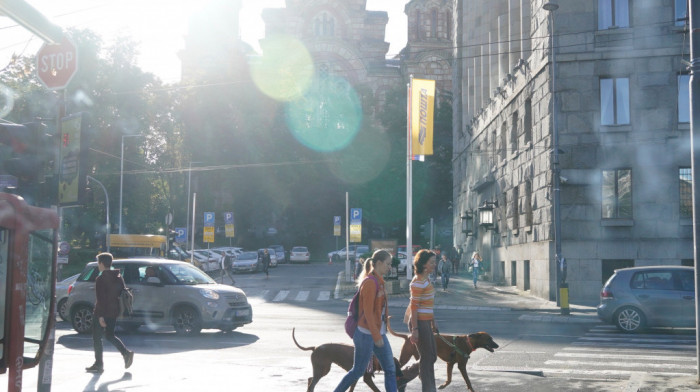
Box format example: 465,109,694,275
597,266,695,333
66,258,253,335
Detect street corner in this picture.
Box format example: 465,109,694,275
636,373,700,392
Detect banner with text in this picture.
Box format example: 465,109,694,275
410,78,435,156
333,216,341,236
203,212,215,243
224,212,235,238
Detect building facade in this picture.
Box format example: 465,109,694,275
453,0,692,304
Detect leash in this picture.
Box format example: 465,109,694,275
435,332,472,360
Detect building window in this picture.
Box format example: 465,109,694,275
525,179,533,226
500,121,507,161
602,169,632,219
524,99,532,145
313,13,335,37
446,11,451,40
679,74,690,124
598,0,629,29
600,77,630,125
511,111,519,154
511,185,520,230
431,9,438,38
491,129,497,167
415,11,421,40
680,167,692,219
676,0,688,26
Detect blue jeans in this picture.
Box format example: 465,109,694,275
334,330,397,392
473,267,480,285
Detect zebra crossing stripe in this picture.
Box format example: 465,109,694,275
577,336,694,344
273,290,289,302
294,291,310,301
563,346,697,356
544,359,696,370
572,341,696,350
554,352,695,362
317,291,330,301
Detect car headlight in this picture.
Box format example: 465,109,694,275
199,288,220,300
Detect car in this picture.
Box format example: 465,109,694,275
65,258,252,335
230,251,260,273
397,245,421,272
56,273,80,321
289,246,310,263
258,248,278,267
188,249,223,271
328,245,368,263
597,266,696,333
269,245,286,264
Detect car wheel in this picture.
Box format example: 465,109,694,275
615,306,646,333
332,254,339,263
172,306,202,336
71,305,93,334
57,298,69,321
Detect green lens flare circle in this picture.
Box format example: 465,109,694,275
251,36,314,102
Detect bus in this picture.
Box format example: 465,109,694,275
109,234,167,258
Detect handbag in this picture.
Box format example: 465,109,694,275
344,275,379,338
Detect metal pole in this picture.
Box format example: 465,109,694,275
119,136,124,234
86,176,110,252
190,192,197,265
407,78,413,280
688,0,700,381
187,161,192,249
544,1,562,307
346,192,351,282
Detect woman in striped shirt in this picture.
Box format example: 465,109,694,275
407,250,438,391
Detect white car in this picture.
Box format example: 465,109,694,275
231,251,260,273
56,273,80,321
188,249,222,271
289,246,310,264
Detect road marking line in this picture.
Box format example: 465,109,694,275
572,341,696,350
544,359,696,370
554,352,695,361
294,291,310,301
472,366,692,377
563,346,697,356
260,290,269,298
317,291,330,301
577,336,694,344
273,290,289,302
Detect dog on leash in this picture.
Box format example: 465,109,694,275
387,316,499,391
292,328,419,392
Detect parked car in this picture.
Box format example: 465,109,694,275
289,246,310,264
56,273,80,321
188,249,222,272
269,245,286,263
231,251,260,273
66,258,252,335
397,245,421,272
597,266,696,333
328,245,368,263
258,248,278,267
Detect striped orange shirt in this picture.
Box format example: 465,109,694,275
409,278,434,320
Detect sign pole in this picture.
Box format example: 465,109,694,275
406,78,413,281
346,192,351,282
190,193,196,265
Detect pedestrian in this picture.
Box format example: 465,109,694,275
438,253,451,291
450,246,459,274
85,252,134,373
354,257,364,280
457,246,465,272
262,249,271,278
334,250,397,392
404,249,438,392
470,251,482,289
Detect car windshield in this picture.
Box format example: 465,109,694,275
162,263,216,285
292,247,307,252
271,245,283,251
238,252,258,260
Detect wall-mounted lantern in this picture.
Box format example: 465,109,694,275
461,211,474,236
478,201,498,231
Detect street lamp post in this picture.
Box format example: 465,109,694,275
543,2,566,313
86,175,110,252
119,134,143,234
186,161,202,250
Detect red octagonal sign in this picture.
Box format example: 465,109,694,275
36,35,78,90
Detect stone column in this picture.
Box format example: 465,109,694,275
509,0,522,67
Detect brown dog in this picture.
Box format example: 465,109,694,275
387,316,499,391
292,328,419,392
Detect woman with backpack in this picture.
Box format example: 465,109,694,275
334,250,397,392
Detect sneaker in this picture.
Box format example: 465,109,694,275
124,350,134,369
85,363,103,373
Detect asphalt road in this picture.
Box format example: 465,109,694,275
3,262,698,391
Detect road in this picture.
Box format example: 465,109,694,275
3,262,698,391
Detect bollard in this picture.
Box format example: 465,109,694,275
559,283,570,315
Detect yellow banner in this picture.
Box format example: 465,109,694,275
333,225,341,236
349,224,362,243
203,226,215,243
225,224,235,238
410,78,435,156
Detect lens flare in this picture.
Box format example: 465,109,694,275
327,127,391,184
0,85,14,119
251,36,314,102
285,76,362,152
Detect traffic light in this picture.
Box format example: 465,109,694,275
0,122,54,205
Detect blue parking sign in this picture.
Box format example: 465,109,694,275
204,212,215,226
175,227,187,243
350,208,362,224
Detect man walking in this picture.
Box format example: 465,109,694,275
86,252,134,373
262,249,271,278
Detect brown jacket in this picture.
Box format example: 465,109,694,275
93,269,126,319
357,273,388,342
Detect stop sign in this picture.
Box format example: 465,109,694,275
36,35,78,90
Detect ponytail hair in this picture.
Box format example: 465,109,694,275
356,249,392,286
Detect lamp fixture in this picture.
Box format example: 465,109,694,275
478,200,498,231
461,211,474,236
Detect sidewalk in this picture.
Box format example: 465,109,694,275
336,269,600,324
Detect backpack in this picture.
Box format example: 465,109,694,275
118,287,134,318
344,275,379,339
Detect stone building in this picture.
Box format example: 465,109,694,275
452,0,692,304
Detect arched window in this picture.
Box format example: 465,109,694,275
313,12,335,37
415,11,421,40
431,9,438,38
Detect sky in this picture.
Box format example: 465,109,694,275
0,0,408,84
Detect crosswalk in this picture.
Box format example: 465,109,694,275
543,325,697,378
247,289,336,303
